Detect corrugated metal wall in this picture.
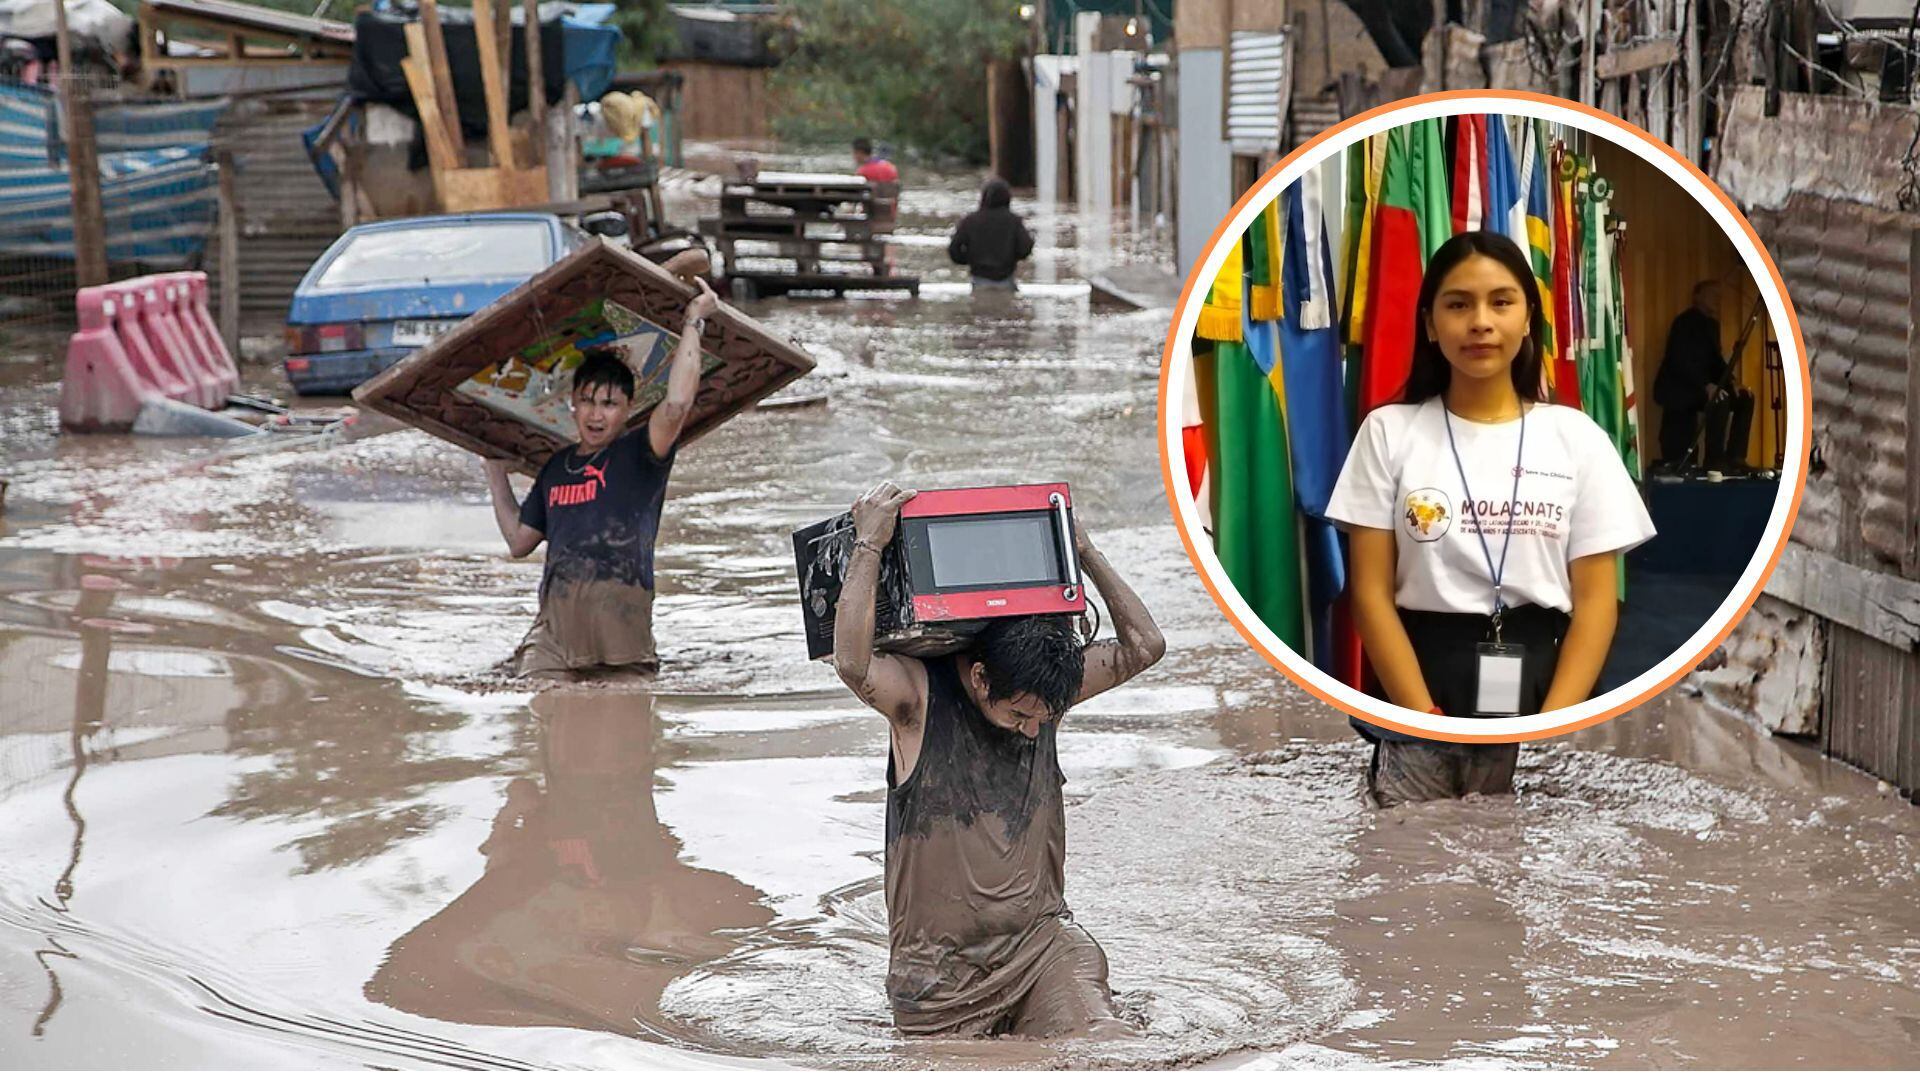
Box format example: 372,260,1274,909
1749,195,1913,569
1745,191,1920,798
1824,624,1920,794
1288,92,1340,151
206,97,343,330
1226,30,1288,154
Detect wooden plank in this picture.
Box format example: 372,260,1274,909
522,0,547,152
436,165,549,212
216,149,239,355
1763,542,1920,651
1596,35,1680,80
416,0,467,160
400,50,461,175
53,0,107,288
470,0,516,169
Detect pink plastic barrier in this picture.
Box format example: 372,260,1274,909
58,288,153,433
60,271,240,431
169,272,239,397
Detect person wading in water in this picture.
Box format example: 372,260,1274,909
483,279,721,680
831,479,1165,1037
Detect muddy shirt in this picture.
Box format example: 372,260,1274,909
520,426,674,599
883,656,1073,1035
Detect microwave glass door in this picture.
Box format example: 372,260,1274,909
907,511,1065,592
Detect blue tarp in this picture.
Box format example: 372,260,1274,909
0,82,223,266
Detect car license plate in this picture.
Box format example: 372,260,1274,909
392,319,457,347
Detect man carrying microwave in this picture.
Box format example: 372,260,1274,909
830,479,1166,1038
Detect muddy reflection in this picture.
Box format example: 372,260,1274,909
367,687,771,1039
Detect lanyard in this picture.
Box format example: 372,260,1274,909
1442,402,1527,643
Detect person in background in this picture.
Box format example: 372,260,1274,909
1653,280,1754,473
852,137,899,184
947,178,1034,292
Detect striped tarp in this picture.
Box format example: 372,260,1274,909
0,82,227,265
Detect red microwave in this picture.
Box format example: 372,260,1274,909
793,482,1085,659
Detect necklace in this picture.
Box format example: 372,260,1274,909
563,443,610,476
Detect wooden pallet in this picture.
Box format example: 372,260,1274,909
731,270,920,299
699,215,885,241
720,237,891,262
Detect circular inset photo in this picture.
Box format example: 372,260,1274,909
1159,91,1810,743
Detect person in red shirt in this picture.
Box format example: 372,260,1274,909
852,137,899,184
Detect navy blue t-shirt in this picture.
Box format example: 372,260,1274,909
519,426,674,598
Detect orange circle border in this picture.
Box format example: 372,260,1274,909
1154,88,1814,744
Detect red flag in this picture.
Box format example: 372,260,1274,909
1450,114,1491,233
1549,141,1581,408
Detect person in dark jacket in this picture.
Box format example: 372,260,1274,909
948,178,1034,290
1653,280,1753,472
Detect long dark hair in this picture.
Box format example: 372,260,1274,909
1398,230,1547,404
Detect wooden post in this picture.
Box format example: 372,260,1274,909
1684,0,1702,165
546,82,578,201
54,0,108,288
216,149,239,355
523,0,547,151
417,0,467,161
1581,0,1597,104
471,0,516,169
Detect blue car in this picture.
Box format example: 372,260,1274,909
284,212,588,396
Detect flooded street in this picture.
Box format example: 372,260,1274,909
2,150,1917,1069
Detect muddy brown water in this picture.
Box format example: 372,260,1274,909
1,149,1917,1069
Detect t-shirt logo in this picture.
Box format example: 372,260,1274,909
1403,488,1452,542
549,463,609,508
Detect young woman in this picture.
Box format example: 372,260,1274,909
1325,231,1656,806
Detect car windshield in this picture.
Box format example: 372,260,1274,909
314,220,552,288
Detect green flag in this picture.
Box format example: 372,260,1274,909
1211,339,1305,654
1411,118,1451,261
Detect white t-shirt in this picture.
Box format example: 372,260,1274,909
1325,399,1657,615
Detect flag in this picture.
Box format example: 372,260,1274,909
1274,174,1352,670
1197,234,1244,342
1179,341,1213,538
1580,180,1624,469
1359,120,1450,412
1487,114,1526,255
1550,138,1581,408
1211,332,1305,654
1521,119,1559,400
1450,113,1491,233
1412,118,1451,261
1248,199,1284,320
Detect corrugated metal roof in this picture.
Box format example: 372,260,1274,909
1750,192,1913,573
144,0,356,44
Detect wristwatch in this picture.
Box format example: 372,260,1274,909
686,315,707,335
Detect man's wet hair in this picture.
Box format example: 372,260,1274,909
572,346,634,401
852,137,873,156
973,614,1085,722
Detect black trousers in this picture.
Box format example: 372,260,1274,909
1659,389,1755,468
1390,605,1571,718
1361,605,1571,806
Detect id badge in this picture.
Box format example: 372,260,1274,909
1473,642,1526,717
